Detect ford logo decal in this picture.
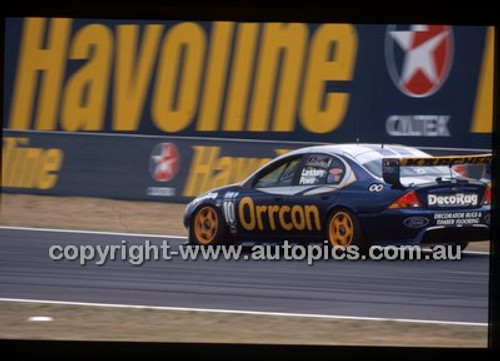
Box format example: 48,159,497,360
403,216,430,229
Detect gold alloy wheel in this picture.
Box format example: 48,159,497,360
328,211,354,247
194,207,218,245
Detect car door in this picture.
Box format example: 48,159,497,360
233,155,303,241
284,153,352,240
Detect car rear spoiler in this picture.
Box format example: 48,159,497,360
382,153,492,188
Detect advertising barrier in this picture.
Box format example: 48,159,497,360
2,130,490,202
2,130,302,202
2,18,493,202
3,18,493,148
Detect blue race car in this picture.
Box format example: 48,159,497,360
183,144,491,251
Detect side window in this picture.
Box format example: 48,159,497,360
298,154,346,186
277,158,301,186
326,156,346,185
253,156,301,188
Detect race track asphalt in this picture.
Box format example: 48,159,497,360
0,228,489,323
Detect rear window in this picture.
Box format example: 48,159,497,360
362,159,454,178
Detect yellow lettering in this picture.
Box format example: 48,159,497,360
291,205,305,231
223,23,259,131
211,157,232,189
2,137,24,187
152,22,205,132
268,205,280,230
9,18,72,130
256,205,267,231
248,23,307,131
38,149,63,189
114,24,163,131
234,199,320,232
279,205,293,231
1,137,63,189
9,147,26,187
234,157,270,182
232,157,251,182
256,158,272,170
197,22,234,131
183,146,276,197
183,146,220,197
471,26,494,133
2,138,28,186
239,197,256,231
300,24,357,133
19,147,43,187
304,205,321,231
61,24,113,131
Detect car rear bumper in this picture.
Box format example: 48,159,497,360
418,224,489,245
358,206,490,244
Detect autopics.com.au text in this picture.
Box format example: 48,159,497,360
48,240,463,266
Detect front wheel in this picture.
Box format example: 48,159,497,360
326,209,368,254
189,206,229,246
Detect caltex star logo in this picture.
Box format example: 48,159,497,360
385,25,453,97
149,143,179,182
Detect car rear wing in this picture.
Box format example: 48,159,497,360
382,153,492,188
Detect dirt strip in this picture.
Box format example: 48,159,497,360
0,302,487,347
1,194,188,236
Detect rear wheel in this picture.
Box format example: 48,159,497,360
326,209,368,255
189,206,229,246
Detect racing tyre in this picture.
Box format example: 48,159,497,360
326,209,369,255
189,206,229,246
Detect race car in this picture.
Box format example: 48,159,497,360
183,143,491,251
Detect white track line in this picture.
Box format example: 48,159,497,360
0,226,187,239
0,226,489,254
0,298,487,327
463,250,490,256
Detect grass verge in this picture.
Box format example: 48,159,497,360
1,194,188,236
0,301,487,347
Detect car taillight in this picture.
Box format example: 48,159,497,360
482,186,491,205
389,190,422,209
